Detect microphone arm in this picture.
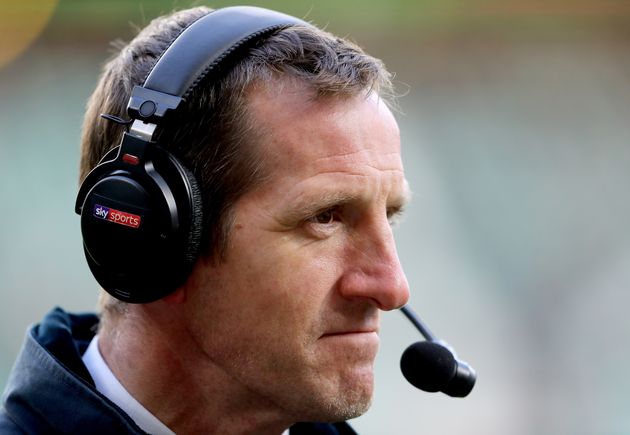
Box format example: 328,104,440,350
400,304,437,342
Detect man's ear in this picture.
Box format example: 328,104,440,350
162,287,186,304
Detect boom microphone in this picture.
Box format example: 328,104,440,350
399,305,476,397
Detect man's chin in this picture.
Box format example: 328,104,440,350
300,372,375,422
325,394,373,422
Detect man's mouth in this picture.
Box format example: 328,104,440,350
320,329,377,337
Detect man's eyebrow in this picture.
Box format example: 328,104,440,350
286,191,361,221
386,180,412,211
395,182,412,208
283,181,412,222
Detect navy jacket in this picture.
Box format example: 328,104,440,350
0,308,356,434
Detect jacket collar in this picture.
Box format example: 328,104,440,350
2,307,146,434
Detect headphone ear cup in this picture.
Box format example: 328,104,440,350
76,137,204,303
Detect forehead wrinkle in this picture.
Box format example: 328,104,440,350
309,167,404,177
310,149,402,166
306,155,404,182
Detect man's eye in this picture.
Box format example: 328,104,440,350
308,208,340,225
302,207,344,238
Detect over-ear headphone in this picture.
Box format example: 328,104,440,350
75,7,306,303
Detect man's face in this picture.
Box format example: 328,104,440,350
185,83,410,422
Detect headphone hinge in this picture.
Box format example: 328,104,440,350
129,120,157,142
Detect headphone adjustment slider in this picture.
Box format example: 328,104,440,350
127,86,183,124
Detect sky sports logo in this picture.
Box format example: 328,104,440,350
93,204,142,229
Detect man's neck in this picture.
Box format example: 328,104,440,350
83,335,175,435
98,309,293,435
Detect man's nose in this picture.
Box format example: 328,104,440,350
338,216,410,311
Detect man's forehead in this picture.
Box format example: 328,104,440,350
246,83,402,173
240,84,409,215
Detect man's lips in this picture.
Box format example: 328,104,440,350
321,330,377,337
318,330,380,352
320,325,379,338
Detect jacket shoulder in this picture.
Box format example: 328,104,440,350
0,409,28,434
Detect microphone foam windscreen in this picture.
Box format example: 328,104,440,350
400,341,456,392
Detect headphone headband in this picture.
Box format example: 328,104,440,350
127,6,307,124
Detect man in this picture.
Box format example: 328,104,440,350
1,5,410,434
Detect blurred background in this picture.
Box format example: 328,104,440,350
2,1,630,434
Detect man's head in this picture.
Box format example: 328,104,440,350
80,5,409,426
80,6,393,260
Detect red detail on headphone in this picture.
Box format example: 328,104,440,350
122,153,140,165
